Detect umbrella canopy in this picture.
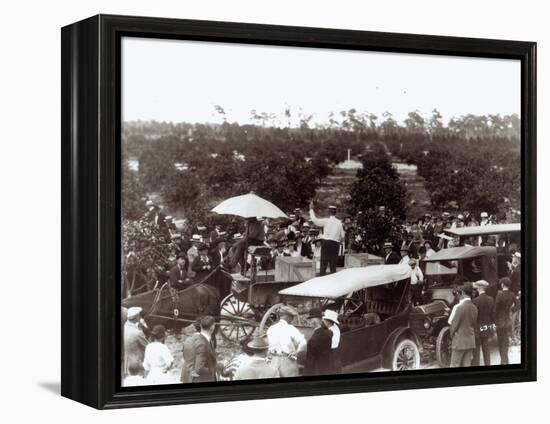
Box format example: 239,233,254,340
211,192,288,219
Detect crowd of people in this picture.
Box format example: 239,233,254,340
123,304,344,386
122,197,522,386
448,277,519,367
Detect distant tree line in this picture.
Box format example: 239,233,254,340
122,108,520,232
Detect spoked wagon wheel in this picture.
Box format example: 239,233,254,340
218,294,256,343
258,303,283,335
392,339,420,371
436,326,452,367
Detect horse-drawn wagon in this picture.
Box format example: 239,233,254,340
217,251,384,342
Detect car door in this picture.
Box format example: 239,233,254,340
338,319,387,369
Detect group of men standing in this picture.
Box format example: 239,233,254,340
448,278,519,367
122,304,344,386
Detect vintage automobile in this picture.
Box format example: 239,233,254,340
410,245,501,367
260,264,422,373
444,223,521,279
444,223,520,248
423,245,499,295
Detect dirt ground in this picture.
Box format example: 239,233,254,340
156,325,520,384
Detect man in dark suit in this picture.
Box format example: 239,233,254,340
472,280,495,366
448,282,478,367
300,225,314,259
192,244,214,281
168,254,188,289
383,242,401,264
181,316,217,383
495,277,518,365
209,240,232,298
209,224,225,247
304,308,334,376
210,240,228,269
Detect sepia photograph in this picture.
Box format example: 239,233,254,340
120,37,522,387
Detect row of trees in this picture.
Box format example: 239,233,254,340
124,109,520,142
385,132,520,217
123,108,520,234
123,123,365,225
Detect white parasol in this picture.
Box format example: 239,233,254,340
211,192,288,219
211,192,287,276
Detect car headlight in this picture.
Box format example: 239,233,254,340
423,319,431,329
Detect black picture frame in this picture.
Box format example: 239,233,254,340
61,14,537,409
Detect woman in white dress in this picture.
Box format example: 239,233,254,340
143,325,174,385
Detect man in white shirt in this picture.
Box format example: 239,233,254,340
408,259,424,305
309,202,345,275
480,212,490,226
267,305,306,377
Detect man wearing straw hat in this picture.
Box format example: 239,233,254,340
187,234,202,277
383,242,401,264
123,307,148,375
266,305,306,377
233,336,280,380
309,201,345,275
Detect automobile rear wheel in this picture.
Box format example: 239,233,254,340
436,326,452,367
392,339,420,371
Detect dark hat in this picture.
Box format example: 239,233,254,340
307,307,323,319
151,324,166,340
462,282,474,296
499,277,512,288
199,315,216,329
197,243,209,251
246,336,269,351
176,253,186,260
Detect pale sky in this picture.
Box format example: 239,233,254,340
122,37,520,126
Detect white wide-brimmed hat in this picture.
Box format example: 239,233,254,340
322,309,339,325
127,306,142,320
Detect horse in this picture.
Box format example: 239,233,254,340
122,282,221,329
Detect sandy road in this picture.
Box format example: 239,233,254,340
153,325,520,384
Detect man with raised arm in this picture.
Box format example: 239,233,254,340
309,201,345,275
